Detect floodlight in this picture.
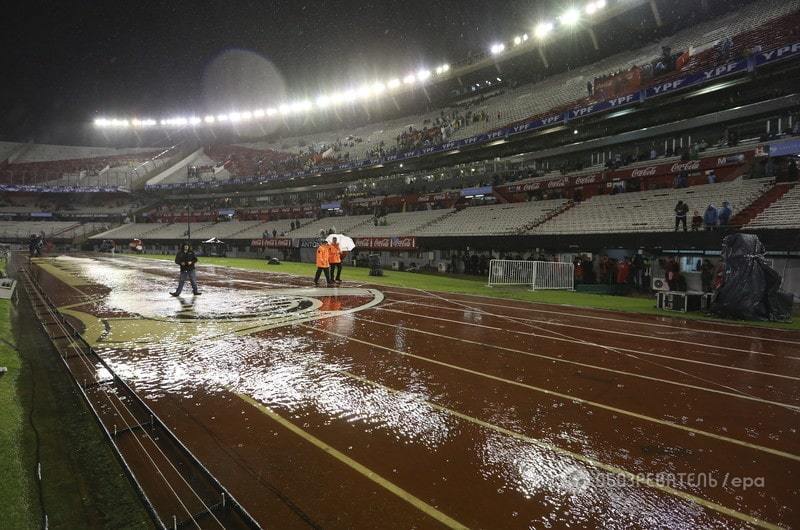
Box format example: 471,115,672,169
441,63,450,72
316,95,330,108
490,43,505,55
278,104,290,115
253,109,265,118
229,112,241,122
514,36,522,46
403,74,416,85
560,8,580,26
416,69,431,81
266,108,277,116
356,84,371,99
217,114,229,122
535,21,554,39
387,78,401,89
189,116,201,125
372,81,385,94
204,115,215,123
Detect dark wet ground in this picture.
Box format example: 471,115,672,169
28,255,800,529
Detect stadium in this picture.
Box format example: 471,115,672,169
1,0,799,528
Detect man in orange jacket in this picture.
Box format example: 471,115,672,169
314,239,332,286
328,236,343,285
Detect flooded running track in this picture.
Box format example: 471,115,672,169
27,255,800,529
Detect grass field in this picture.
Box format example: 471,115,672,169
0,262,151,529
0,297,38,529
137,254,799,330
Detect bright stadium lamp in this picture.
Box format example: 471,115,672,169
416,69,431,81
490,43,505,55
403,74,416,85
278,104,290,115
441,63,450,72
513,36,522,46
559,8,580,26
217,114,229,122
253,108,265,118
229,112,241,122
204,115,215,123
189,116,201,125
316,94,330,108
372,81,385,94
387,78,401,89
535,21,554,39
435,65,443,74
94,118,107,127
266,108,277,116
356,84,372,99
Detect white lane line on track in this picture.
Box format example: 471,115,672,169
379,289,800,346
378,296,787,358
352,315,800,412
409,288,800,419
337,369,785,530
300,323,800,463
372,306,800,382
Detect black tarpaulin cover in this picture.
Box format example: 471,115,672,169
711,233,793,321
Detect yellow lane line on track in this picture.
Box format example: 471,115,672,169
237,393,468,530
299,324,800,463
337,369,785,530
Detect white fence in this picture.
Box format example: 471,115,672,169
487,259,574,291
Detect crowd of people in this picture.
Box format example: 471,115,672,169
675,200,733,231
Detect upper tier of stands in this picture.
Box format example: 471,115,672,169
220,0,800,176
0,142,162,186
530,178,773,234
747,184,800,229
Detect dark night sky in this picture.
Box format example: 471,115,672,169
0,0,563,141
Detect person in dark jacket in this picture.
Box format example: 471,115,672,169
674,200,689,231
703,204,718,230
717,201,732,226
170,243,201,296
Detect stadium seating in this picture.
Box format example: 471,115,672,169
416,200,568,236
531,178,773,234
349,209,455,236
287,215,375,238
746,184,800,229
0,221,82,240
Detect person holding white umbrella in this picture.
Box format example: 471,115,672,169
326,234,355,284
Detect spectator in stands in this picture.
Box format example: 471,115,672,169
691,210,703,231
707,169,717,184
586,81,593,96
314,239,332,287
170,243,201,297
674,200,689,231
718,201,732,226
272,228,278,238
703,203,718,230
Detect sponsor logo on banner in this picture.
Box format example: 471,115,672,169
353,237,417,250
631,166,658,177
669,160,701,173
250,238,293,248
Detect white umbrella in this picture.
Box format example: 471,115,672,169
326,234,355,251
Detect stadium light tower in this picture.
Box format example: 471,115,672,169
559,8,581,26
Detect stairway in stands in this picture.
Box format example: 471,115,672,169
730,181,794,226
518,200,576,233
